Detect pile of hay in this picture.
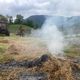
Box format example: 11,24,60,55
26,57,74,80
0,55,80,80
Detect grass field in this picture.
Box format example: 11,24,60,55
0,36,80,80
0,35,80,63
8,24,31,33
0,36,49,62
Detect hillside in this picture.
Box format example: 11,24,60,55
25,15,46,28
8,24,32,34
8,15,80,35
25,15,80,35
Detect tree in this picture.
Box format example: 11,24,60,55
34,23,39,29
14,14,23,24
9,16,13,24
6,15,13,24
26,20,34,28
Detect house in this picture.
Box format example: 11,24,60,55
0,15,10,36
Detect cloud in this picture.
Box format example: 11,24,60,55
0,0,80,17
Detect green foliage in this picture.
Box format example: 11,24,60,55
0,14,38,29
0,14,39,33
25,20,34,28
14,14,24,24
8,24,31,33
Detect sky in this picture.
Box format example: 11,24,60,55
0,0,80,18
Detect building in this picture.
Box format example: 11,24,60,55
0,15,10,36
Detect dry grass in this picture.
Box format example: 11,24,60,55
0,36,49,61
0,56,79,80
64,45,80,57
0,36,80,80
0,54,13,63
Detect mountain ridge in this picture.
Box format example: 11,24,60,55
25,15,80,35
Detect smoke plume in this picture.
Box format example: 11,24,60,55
32,17,65,56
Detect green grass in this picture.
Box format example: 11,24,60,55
8,24,31,33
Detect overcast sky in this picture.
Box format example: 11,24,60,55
0,0,80,18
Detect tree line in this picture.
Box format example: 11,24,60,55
0,14,37,29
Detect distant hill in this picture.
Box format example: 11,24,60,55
58,16,80,35
24,15,80,35
24,15,46,28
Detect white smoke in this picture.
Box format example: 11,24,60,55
32,17,65,56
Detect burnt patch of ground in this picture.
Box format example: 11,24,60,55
0,54,80,80
67,56,80,80
0,54,49,69
19,72,47,80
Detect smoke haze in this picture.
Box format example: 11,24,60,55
32,17,65,56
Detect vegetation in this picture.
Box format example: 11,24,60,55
0,14,38,30
64,44,80,57
0,54,13,63
24,20,34,28
0,45,7,54
0,14,80,61
0,40,13,63
8,24,31,33
14,14,23,24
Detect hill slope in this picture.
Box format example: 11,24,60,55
25,15,80,35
